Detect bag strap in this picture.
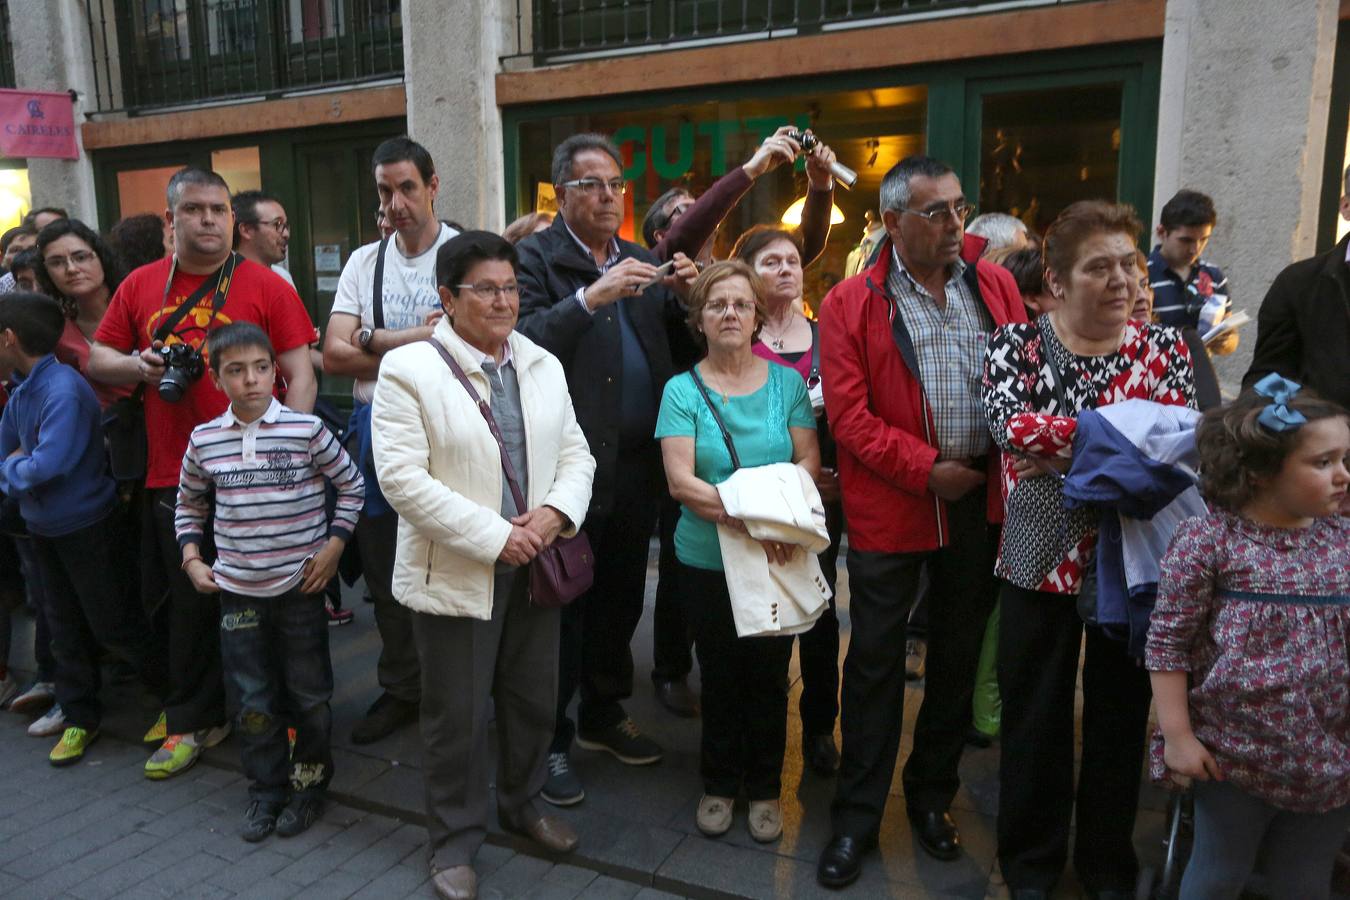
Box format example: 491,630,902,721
1040,325,1072,416
423,338,527,514
153,253,240,344
372,236,389,330
688,368,741,470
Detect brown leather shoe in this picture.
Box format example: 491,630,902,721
431,865,477,900
503,811,579,854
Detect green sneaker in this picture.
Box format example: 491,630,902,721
50,727,98,767
144,733,202,780
143,711,167,747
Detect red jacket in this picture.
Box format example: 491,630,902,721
819,238,1028,554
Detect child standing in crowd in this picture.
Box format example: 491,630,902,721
0,293,167,765
1146,375,1350,900
176,322,363,842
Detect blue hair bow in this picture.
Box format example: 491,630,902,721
1253,373,1307,432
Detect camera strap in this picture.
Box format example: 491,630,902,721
153,252,242,345
371,236,389,330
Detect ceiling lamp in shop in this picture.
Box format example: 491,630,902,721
781,196,846,227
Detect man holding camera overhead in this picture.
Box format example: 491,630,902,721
89,167,317,781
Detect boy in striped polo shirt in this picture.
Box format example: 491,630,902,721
176,322,363,843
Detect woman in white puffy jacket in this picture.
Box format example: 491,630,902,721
371,231,594,900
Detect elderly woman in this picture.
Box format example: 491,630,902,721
36,219,133,409
656,260,820,843
730,225,844,776
981,201,1197,899
371,231,595,900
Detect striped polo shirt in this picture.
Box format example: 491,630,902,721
176,397,364,598
1147,247,1231,333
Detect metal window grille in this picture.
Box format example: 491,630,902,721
0,1,14,90
82,0,404,115
507,0,1085,63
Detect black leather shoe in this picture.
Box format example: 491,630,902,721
907,808,961,861
1009,890,1050,900
803,733,840,776
653,678,699,718
817,834,871,888
350,692,418,745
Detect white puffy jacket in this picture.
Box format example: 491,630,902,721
371,319,595,620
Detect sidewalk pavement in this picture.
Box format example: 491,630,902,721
0,540,1181,899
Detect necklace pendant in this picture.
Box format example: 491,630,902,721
772,338,784,350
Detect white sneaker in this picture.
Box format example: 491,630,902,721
28,703,65,737
0,674,19,709
10,681,55,715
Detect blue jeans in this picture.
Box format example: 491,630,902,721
219,588,333,804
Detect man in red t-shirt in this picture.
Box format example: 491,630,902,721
89,168,317,780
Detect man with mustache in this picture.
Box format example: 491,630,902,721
815,155,1025,887
88,166,318,779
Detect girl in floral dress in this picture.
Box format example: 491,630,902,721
1146,375,1350,900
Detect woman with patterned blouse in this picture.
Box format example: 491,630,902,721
980,201,1196,899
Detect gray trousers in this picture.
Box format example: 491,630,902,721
413,567,559,870
358,511,421,703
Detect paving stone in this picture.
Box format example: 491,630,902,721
575,875,643,899
544,862,600,890
138,850,231,896
206,847,295,892
275,837,365,886
287,869,372,899
348,862,431,900
338,829,420,877
477,853,556,897
65,855,163,900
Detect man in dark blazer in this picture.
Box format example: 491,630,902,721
516,133,690,807
1244,166,1350,409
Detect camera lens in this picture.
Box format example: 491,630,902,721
159,368,190,403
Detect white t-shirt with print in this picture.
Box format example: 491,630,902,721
329,223,457,403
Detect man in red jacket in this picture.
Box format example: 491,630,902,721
815,156,1027,888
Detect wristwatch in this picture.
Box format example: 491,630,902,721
357,326,375,352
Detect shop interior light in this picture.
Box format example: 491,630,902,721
781,196,845,227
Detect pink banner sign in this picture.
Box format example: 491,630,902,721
0,90,78,160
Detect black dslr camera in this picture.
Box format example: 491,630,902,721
785,129,858,189
156,343,206,403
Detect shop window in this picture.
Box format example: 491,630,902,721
211,146,262,193
978,83,1123,235
515,86,927,307
0,168,31,231
117,165,184,219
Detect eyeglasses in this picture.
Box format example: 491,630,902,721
901,203,974,225
43,249,97,270
704,300,756,316
455,282,520,300
256,217,289,233
560,178,627,196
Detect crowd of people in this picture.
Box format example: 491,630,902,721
0,129,1344,900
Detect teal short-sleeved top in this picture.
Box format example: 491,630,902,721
655,362,815,571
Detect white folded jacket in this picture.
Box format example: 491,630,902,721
715,463,832,639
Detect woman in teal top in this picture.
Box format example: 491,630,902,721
656,260,819,845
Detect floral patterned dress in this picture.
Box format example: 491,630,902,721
1145,512,1350,813
981,315,1195,593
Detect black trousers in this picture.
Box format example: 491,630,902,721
553,446,662,750
797,499,843,737
996,581,1152,892
831,489,997,839
220,588,333,804
144,486,226,735
35,515,168,730
681,562,793,800
651,490,693,683
355,511,421,704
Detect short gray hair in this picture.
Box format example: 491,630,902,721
878,155,955,216
551,133,624,186
167,167,230,209
966,212,1028,250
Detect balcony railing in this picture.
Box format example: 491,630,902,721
507,0,1084,63
83,0,403,115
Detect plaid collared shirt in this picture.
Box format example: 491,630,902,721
887,248,994,460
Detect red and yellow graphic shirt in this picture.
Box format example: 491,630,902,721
94,256,318,489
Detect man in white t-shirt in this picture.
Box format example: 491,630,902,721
322,137,458,745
